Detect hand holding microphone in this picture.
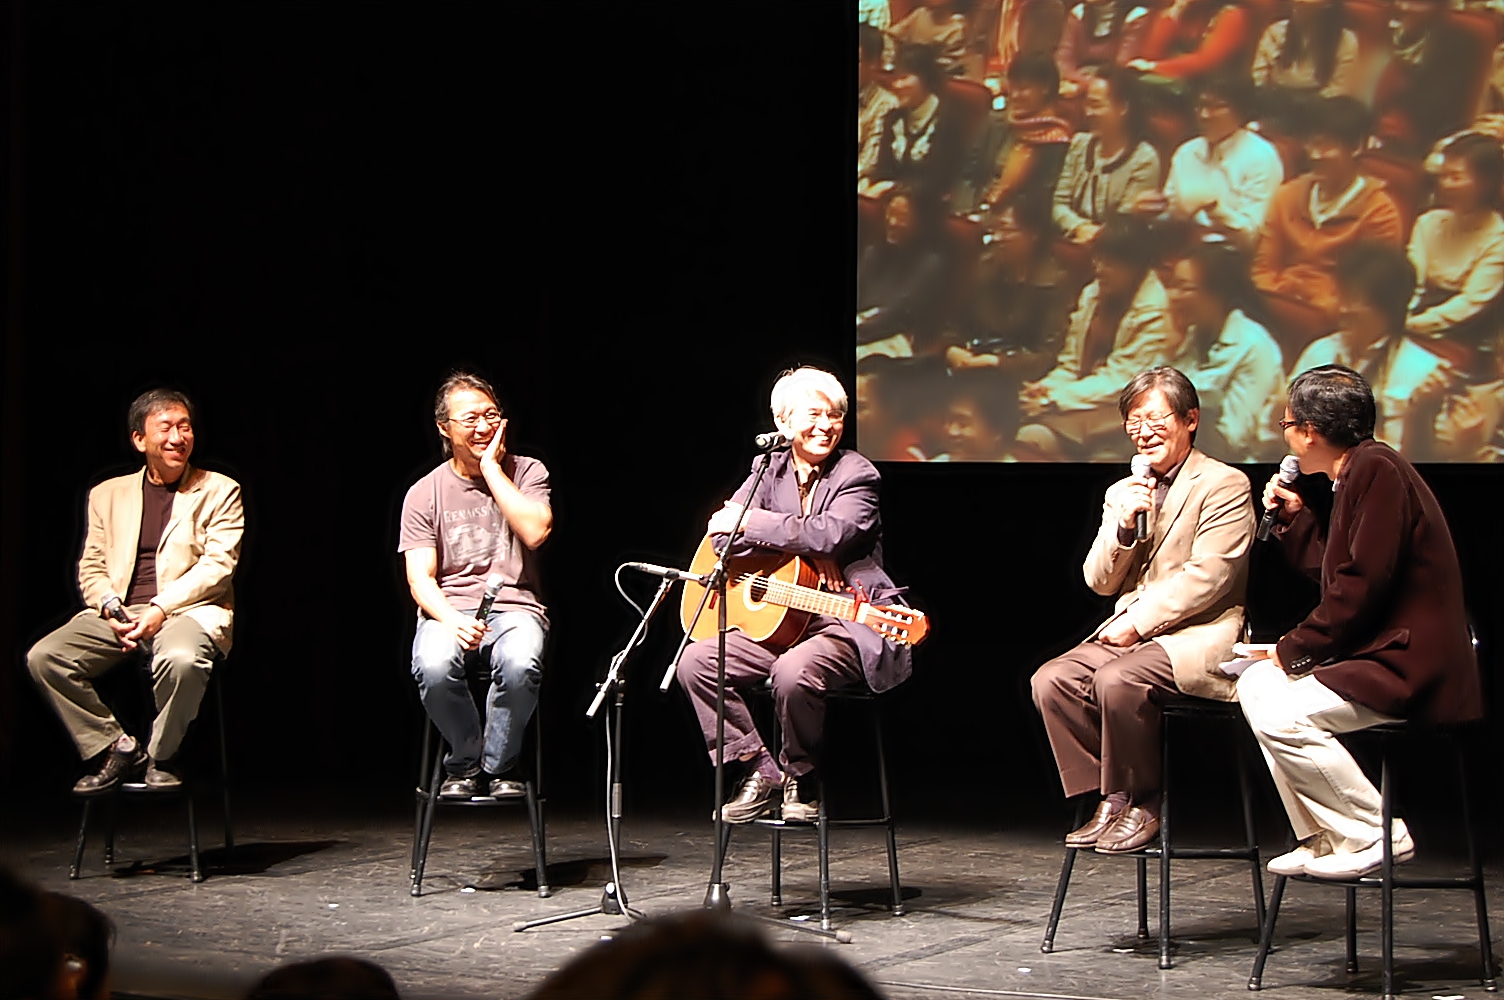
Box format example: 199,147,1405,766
1128,455,1155,542
453,575,503,651
1257,455,1303,541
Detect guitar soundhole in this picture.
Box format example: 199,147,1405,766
747,577,768,602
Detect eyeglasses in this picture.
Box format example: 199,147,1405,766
449,409,502,430
1124,413,1173,435
1278,418,1300,430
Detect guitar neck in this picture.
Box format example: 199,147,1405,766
759,576,858,621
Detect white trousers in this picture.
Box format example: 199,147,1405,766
1237,659,1402,854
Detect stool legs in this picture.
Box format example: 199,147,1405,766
1136,857,1149,940
187,794,204,883
1457,740,1498,990
1159,719,1174,969
1381,753,1395,1000
1238,745,1267,932
817,788,832,932
770,827,783,906
411,735,444,897
410,723,432,881
1248,874,1288,990
874,710,904,916
524,779,550,898
1041,798,1086,954
216,677,234,854
1345,886,1358,974
69,799,92,880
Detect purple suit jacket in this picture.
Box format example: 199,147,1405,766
1274,439,1480,723
715,448,914,694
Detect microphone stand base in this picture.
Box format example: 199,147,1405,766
703,882,731,911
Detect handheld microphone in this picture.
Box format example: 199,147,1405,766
101,591,130,623
1130,455,1154,542
476,575,504,619
754,430,791,450
621,561,709,584
1257,455,1302,541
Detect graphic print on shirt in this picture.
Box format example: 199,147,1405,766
442,498,510,581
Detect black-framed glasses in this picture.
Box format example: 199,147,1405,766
1278,418,1300,430
450,409,502,430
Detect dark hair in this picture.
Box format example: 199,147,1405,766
247,956,401,999
127,389,195,437
1335,242,1415,335
1092,65,1147,149
0,869,63,1000
1305,95,1370,150
1198,72,1257,124
1444,133,1504,212
1007,190,1054,249
893,43,945,95
859,23,884,64
432,371,502,459
1182,240,1273,356
1287,364,1376,447
948,368,1021,444
1117,366,1202,431
1093,215,1155,269
1007,52,1060,96
1278,0,1345,87
44,893,114,1000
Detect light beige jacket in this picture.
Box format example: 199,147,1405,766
75,464,244,653
1082,448,1253,700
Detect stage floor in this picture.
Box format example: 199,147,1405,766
4,803,1499,999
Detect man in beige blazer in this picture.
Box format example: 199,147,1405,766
1031,367,1254,852
27,389,243,794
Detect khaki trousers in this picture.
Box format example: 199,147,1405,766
1031,639,1179,799
26,607,216,761
1236,659,1401,854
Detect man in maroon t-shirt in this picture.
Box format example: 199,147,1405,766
398,372,552,800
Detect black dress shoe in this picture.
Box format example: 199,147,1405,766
1065,800,1120,847
143,760,183,790
1095,805,1160,854
716,772,780,824
73,746,148,796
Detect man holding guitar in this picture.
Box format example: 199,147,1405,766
674,367,921,824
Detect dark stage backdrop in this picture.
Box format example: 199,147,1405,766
1,3,1501,830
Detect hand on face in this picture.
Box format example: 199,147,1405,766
480,418,509,469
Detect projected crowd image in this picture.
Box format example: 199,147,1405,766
856,0,1504,462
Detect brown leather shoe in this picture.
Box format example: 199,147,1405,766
781,777,818,824
716,772,780,824
143,760,183,791
1065,801,1120,847
1094,805,1160,854
73,745,148,796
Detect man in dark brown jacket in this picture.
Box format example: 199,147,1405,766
1238,364,1480,880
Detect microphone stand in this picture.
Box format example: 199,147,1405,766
659,446,848,941
513,570,681,934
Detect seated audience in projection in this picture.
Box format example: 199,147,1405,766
857,188,948,360
1291,242,1450,455
1166,241,1287,460
856,357,930,461
998,0,1069,77
1406,133,1504,372
1372,0,1479,155
1421,331,1504,461
1016,217,1184,459
1126,0,1253,80
862,44,967,202
1252,97,1403,324
1137,75,1283,248
931,368,1023,460
1054,0,1151,92
946,193,1074,380
859,24,901,190
889,0,972,77
975,55,1072,213
1052,66,1161,243
1252,0,1360,98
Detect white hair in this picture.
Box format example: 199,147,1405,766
770,367,849,424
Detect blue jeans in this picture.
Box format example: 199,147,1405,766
411,610,546,776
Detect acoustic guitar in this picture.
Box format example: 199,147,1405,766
678,534,928,648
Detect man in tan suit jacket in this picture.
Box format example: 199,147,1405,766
1032,367,1254,853
27,390,243,794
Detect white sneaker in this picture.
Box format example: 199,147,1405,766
1301,824,1416,880
1267,833,1332,876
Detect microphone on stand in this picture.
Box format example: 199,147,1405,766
754,430,790,450
1257,455,1303,541
621,561,709,584
1130,455,1154,542
476,575,504,619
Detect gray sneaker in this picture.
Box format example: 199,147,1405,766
781,777,818,823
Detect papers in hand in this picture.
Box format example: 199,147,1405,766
1219,643,1276,678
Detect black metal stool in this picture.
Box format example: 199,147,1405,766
69,657,233,884
718,687,903,932
1247,721,1497,998
1041,695,1265,968
408,700,549,898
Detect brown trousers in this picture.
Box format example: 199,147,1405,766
675,616,864,779
1031,639,1177,799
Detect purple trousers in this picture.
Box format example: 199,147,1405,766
675,616,864,779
